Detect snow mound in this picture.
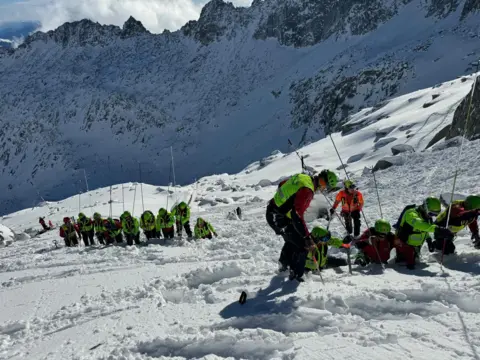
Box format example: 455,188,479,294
0,224,14,246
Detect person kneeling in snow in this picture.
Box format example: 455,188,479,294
305,227,350,272
435,195,480,250
395,197,453,269
194,218,217,240
121,211,141,246
59,217,79,247
354,219,398,266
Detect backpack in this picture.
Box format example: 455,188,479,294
393,204,417,230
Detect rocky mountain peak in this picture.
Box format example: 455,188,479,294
181,0,250,44
122,16,149,38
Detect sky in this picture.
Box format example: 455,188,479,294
0,0,253,35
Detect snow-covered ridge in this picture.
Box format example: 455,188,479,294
1,0,480,215
1,69,480,359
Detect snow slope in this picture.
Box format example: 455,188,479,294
2,0,480,215
1,75,480,359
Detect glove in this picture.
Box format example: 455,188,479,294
275,228,285,236
329,208,335,215
434,226,454,240
426,237,434,253
343,235,354,244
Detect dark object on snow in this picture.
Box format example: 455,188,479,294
239,291,247,304
372,156,405,172
89,343,104,351
391,144,414,156
236,207,242,219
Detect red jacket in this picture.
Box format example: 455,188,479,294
436,203,479,235
356,228,396,263
276,179,314,236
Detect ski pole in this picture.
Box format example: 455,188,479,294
441,60,479,269
288,139,305,173
328,134,385,270
371,167,384,218
139,163,145,213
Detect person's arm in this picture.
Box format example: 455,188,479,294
291,188,314,237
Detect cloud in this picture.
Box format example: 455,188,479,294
0,0,253,34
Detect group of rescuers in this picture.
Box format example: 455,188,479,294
58,201,218,247
266,169,480,282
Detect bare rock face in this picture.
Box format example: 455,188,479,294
448,77,480,140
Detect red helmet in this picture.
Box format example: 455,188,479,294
63,217,70,224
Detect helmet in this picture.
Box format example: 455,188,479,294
93,212,101,220
158,208,167,216
122,211,131,218
344,179,356,189
423,197,441,216
78,212,85,218
311,227,331,242
321,170,338,189
465,195,480,210
63,217,70,224
197,218,204,225
374,219,391,235
179,202,187,209
142,211,152,220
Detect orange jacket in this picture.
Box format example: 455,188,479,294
332,189,364,212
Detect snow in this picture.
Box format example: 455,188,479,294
1,75,480,359
0,224,14,247
2,0,480,215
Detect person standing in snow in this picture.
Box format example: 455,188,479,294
59,217,79,247
434,194,480,250
121,211,141,246
77,213,95,246
194,218,217,239
92,212,106,245
330,180,364,237
304,227,350,273
395,197,453,269
156,208,175,239
140,210,157,240
265,169,339,282
354,219,398,266
172,202,193,238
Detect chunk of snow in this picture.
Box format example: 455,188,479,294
0,224,15,246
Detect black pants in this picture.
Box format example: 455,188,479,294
125,233,141,246
343,210,361,236
279,226,308,278
162,228,174,239
176,221,192,237
144,229,156,240
95,232,106,245
433,234,455,255
107,233,123,245
65,235,79,247
81,230,95,246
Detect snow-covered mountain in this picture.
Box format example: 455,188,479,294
1,69,480,359
1,0,480,215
